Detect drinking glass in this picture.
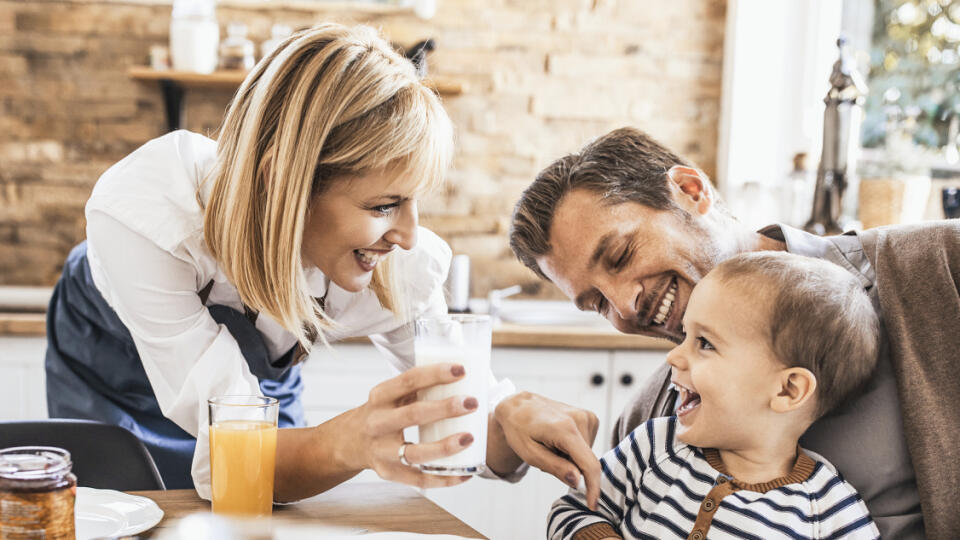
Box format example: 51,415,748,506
208,395,278,516
414,315,491,475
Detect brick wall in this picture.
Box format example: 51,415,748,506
0,0,726,299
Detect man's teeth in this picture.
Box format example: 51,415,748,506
652,281,678,325
355,249,381,265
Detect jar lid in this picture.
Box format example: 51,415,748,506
0,446,72,480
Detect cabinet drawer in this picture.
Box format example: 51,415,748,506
298,343,396,410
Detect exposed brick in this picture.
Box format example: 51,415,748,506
448,234,510,259
420,215,501,237
0,140,64,163
530,86,630,121
0,243,65,285
0,7,13,32
0,0,726,295
0,54,28,76
0,224,16,243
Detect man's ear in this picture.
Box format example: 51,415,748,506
667,165,714,215
770,367,817,414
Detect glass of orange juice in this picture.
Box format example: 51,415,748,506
208,395,279,517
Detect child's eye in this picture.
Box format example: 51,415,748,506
696,336,715,351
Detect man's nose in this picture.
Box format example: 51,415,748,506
383,200,418,250
599,279,642,321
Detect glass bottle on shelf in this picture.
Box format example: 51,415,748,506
784,152,815,228
219,22,256,71
260,24,293,61
169,0,219,74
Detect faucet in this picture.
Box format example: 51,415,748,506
487,285,522,325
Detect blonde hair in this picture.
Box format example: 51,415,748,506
203,23,453,350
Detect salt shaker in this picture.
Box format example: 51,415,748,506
446,254,471,313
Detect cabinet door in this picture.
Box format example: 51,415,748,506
0,337,48,420
606,350,669,449
424,348,611,540
297,343,397,426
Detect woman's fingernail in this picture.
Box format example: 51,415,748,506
459,433,474,447
463,397,478,410
565,472,578,488
451,365,465,377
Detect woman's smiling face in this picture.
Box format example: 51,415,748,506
302,169,419,292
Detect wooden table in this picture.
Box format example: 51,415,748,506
130,482,485,538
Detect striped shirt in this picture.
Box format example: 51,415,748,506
548,417,880,540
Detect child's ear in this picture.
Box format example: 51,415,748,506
770,367,817,414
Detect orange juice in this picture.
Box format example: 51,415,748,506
209,420,277,516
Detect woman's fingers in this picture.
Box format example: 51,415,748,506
400,433,475,465
371,395,478,433
369,363,464,405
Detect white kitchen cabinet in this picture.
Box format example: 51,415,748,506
298,343,398,426
606,350,669,449
423,347,610,540
0,337,49,420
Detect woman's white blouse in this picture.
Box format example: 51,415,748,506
83,130,515,497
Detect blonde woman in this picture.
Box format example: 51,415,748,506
45,24,601,504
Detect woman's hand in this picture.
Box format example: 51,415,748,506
338,362,480,488
488,392,601,509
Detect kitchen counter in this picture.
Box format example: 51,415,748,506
0,311,671,350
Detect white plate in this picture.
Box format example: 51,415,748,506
75,487,164,540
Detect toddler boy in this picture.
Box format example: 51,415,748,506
549,252,880,540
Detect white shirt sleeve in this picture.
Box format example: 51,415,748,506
85,211,261,500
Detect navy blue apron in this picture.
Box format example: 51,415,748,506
45,242,305,489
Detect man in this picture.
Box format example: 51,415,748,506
509,127,960,540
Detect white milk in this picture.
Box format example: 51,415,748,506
415,345,489,473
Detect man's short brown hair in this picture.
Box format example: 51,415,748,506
510,127,692,280
712,252,880,419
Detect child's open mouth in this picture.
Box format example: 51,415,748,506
674,381,701,422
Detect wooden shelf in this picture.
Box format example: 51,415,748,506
128,67,465,95
128,67,464,131
82,0,414,15
128,66,249,88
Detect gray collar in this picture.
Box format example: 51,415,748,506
757,224,875,289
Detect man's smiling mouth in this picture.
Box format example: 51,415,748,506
635,275,682,342
651,278,677,326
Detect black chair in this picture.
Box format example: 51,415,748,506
0,419,165,491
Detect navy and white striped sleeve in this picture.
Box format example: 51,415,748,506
811,473,881,539
547,420,656,540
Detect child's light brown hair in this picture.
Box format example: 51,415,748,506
712,252,880,418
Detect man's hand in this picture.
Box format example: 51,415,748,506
487,392,601,509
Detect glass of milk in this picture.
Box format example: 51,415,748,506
414,314,491,475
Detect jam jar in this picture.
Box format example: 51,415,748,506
0,446,77,539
